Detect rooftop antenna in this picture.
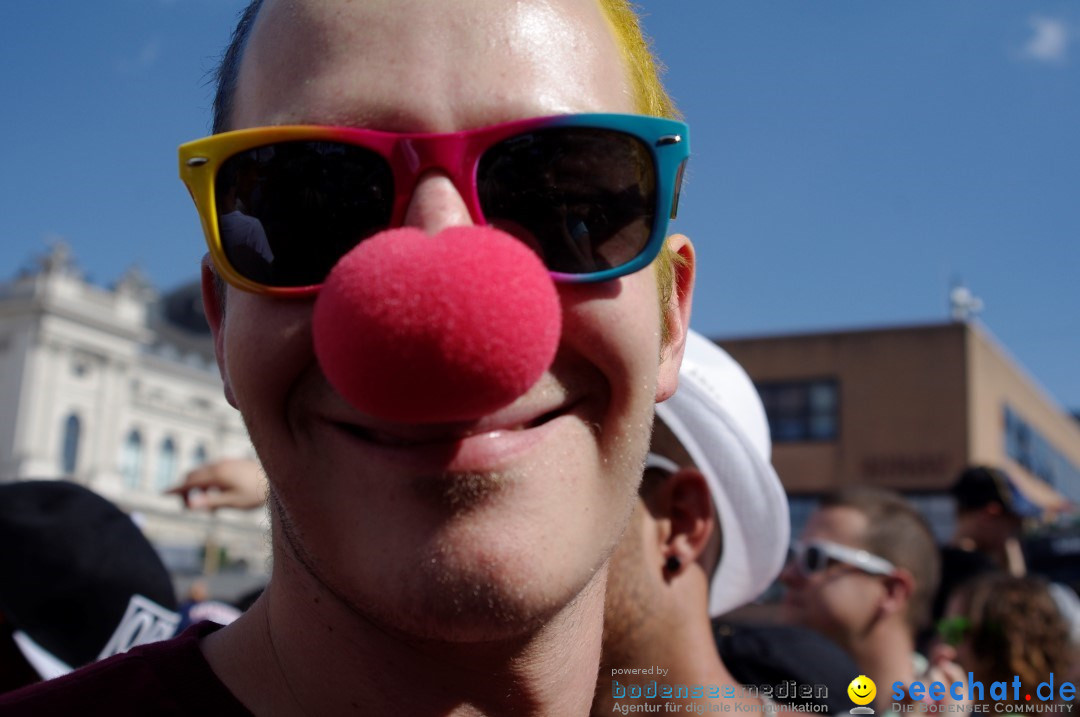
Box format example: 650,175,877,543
949,278,983,323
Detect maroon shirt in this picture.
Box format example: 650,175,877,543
0,622,250,716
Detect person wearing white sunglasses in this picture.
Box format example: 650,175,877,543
780,487,950,712
788,539,899,580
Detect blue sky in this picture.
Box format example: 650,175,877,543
2,2,1078,410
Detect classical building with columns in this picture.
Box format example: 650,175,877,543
0,244,268,588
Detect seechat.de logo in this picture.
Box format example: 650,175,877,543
848,675,877,715
891,673,1076,713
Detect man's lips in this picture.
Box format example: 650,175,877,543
330,398,579,448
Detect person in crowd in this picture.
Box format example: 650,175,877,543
175,580,242,632
168,458,266,512
949,465,1042,571
0,0,696,713
781,487,959,711
938,573,1075,709
1046,582,1080,683
0,480,178,694
593,331,790,714
931,465,1049,630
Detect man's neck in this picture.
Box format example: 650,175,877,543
202,559,606,716
846,622,917,712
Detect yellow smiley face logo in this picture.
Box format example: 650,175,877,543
847,675,876,706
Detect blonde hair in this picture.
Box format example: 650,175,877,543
598,0,680,120
597,1,685,345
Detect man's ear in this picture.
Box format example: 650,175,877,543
201,256,237,408
880,567,915,617
656,234,695,403
646,467,714,572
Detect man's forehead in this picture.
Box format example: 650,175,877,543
235,0,632,131
804,505,868,545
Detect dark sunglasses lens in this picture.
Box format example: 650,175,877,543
477,127,657,275
215,142,394,287
803,545,827,573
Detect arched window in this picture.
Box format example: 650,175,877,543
191,444,208,468
61,413,81,475
120,430,144,489
156,437,177,491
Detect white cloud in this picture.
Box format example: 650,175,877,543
1020,16,1070,64
115,38,162,75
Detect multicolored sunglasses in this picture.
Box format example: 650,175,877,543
179,113,690,295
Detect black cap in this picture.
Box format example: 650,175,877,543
0,480,179,678
950,465,1041,518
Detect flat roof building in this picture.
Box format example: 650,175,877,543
717,320,1079,542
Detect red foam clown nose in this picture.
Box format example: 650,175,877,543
312,226,562,424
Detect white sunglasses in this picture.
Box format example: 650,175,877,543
788,539,896,578
644,452,680,474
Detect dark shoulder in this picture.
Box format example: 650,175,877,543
0,622,250,717
939,545,997,572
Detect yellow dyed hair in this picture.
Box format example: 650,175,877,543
597,0,686,346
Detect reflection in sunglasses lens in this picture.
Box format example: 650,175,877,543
216,142,394,288
478,127,656,275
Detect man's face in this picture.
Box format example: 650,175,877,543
780,506,887,647
972,504,1022,549
211,0,688,641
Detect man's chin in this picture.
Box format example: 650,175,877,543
365,557,605,644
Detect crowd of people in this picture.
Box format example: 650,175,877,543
0,0,1077,714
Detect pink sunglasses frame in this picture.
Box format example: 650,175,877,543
179,113,689,295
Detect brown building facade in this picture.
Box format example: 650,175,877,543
717,321,1079,540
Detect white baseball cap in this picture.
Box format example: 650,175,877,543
655,330,790,617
